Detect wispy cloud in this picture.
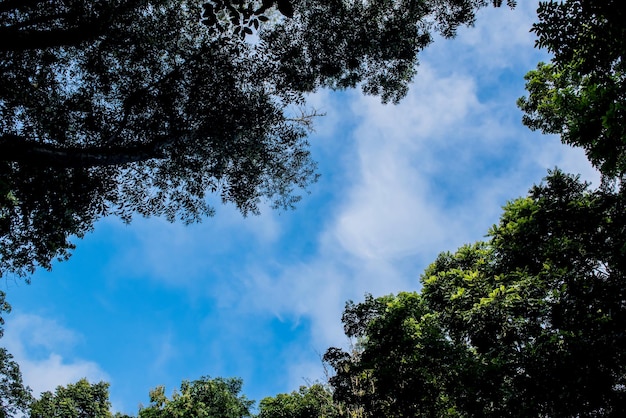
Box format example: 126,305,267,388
2,313,109,396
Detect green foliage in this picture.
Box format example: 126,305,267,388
258,384,342,418
138,376,253,418
0,348,32,418
0,0,511,278
325,293,467,417
325,170,626,417
0,292,10,338
29,378,113,418
518,0,626,177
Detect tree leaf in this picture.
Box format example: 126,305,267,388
276,0,293,18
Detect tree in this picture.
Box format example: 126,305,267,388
138,376,253,418
0,292,10,339
518,0,626,178
257,384,342,418
0,293,12,365
325,170,626,417
325,292,467,418
0,0,513,278
0,348,32,418
29,378,114,418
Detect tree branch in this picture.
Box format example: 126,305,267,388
0,0,148,51
0,23,106,51
0,135,168,168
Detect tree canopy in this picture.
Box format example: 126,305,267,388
29,378,114,418
518,0,626,178
0,0,513,278
2,372,338,417
138,376,253,418
257,384,342,418
325,170,626,417
0,348,32,418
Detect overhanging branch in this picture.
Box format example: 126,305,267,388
0,134,168,168
0,23,106,52
0,0,149,51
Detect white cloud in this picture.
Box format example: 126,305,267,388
332,66,480,261
2,313,109,397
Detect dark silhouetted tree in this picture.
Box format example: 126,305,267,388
0,0,512,278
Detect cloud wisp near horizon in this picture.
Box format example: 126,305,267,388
2,1,600,414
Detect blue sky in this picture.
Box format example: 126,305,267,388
1,1,600,415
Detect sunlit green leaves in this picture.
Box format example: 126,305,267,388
30,379,113,418
138,376,254,418
258,384,341,418
519,0,626,177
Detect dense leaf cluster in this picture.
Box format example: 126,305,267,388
0,348,31,418
30,379,115,418
201,0,293,38
519,0,626,177
258,384,342,418
4,1,626,418
138,376,254,418
0,0,314,278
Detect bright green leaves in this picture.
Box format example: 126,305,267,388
30,379,113,418
519,0,626,177
326,291,470,417
519,61,626,176
138,376,254,418
257,384,341,418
